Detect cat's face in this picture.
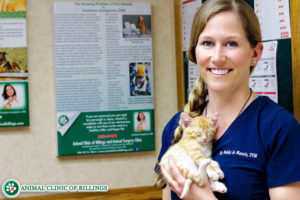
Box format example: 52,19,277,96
181,113,217,143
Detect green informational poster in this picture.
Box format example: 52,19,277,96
57,110,154,155
53,2,154,156
0,2,29,127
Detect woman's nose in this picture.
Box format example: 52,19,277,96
211,45,225,64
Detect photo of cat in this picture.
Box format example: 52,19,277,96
155,113,227,198
0,0,26,12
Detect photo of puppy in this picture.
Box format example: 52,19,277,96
129,62,151,96
0,51,22,72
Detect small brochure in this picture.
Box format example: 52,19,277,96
0,1,29,127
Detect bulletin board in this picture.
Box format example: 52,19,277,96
175,0,299,117
245,0,293,114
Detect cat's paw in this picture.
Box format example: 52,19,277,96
215,169,224,179
207,168,224,181
199,158,211,170
207,160,224,180
211,181,227,194
207,168,219,181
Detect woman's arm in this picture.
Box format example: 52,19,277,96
162,185,172,200
269,181,300,200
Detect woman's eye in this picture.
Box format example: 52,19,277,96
202,41,213,47
227,41,238,47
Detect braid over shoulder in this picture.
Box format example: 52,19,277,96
174,76,208,143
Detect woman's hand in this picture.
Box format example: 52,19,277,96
161,155,218,200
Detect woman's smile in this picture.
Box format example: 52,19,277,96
208,68,233,76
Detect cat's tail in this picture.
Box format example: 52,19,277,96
180,178,192,199
154,165,167,188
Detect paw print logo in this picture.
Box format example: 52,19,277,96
58,115,69,126
2,179,21,198
6,183,16,193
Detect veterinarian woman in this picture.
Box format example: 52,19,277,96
2,84,19,109
155,0,300,199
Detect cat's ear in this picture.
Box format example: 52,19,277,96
210,113,218,127
180,112,192,129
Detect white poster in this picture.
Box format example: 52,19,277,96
250,41,278,102
255,0,291,41
53,2,154,156
181,0,202,51
181,0,202,94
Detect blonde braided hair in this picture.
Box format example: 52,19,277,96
173,76,208,143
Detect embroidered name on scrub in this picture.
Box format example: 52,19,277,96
219,150,258,159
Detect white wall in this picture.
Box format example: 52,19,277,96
0,0,178,197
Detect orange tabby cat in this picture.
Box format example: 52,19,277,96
156,113,227,198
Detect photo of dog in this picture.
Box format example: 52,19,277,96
129,62,151,96
0,48,27,81
0,51,22,72
138,15,148,35
123,15,151,38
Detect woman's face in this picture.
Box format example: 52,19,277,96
195,11,262,94
6,86,15,97
139,113,145,120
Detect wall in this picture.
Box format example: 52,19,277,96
0,0,178,197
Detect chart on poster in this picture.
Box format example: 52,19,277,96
254,0,291,41
250,41,278,102
53,2,154,156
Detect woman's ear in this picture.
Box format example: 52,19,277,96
251,42,264,65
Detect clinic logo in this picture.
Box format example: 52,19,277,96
2,179,20,198
58,115,69,126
